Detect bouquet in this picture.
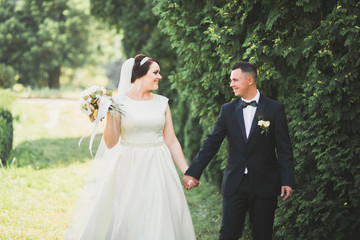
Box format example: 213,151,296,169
79,85,124,122
79,85,124,156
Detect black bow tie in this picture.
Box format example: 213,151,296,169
241,100,257,108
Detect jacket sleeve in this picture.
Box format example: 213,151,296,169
185,105,227,180
274,104,295,188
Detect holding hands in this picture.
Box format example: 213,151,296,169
182,175,200,190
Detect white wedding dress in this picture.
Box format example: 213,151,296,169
64,94,196,240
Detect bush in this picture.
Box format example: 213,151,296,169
0,108,13,166
0,64,16,88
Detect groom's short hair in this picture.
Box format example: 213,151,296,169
232,61,257,81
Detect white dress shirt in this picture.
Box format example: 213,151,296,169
242,90,260,174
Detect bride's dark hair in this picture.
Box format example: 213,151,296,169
131,54,159,83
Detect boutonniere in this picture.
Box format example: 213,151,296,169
257,116,270,135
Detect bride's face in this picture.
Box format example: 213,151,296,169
142,62,162,91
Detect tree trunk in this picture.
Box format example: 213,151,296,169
48,65,61,89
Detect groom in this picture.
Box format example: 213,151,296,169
183,61,294,240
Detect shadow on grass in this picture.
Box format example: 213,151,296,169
10,134,103,169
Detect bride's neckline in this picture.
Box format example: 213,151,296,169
126,93,155,102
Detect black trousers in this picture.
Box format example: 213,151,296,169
219,175,278,240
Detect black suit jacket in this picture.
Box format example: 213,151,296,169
186,95,294,198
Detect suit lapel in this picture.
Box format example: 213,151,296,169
248,95,267,140
234,100,247,142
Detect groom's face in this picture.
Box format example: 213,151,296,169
230,68,251,97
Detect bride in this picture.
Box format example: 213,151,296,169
63,54,196,239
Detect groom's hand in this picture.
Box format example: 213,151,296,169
182,175,200,190
281,186,293,201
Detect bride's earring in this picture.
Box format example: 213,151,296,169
137,80,142,90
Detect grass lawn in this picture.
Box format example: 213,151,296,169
0,97,222,239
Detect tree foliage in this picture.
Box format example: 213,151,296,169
91,0,157,57
154,0,360,239
0,64,16,88
90,0,177,84
0,0,91,88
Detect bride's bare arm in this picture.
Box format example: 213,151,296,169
163,105,190,175
103,112,121,148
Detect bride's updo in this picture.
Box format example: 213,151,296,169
131,54,159,83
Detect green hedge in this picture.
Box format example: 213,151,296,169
0,108,13,166
154,0,360,239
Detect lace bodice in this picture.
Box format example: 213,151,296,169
118,94,169,143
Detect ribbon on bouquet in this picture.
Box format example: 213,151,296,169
78,94,112,157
